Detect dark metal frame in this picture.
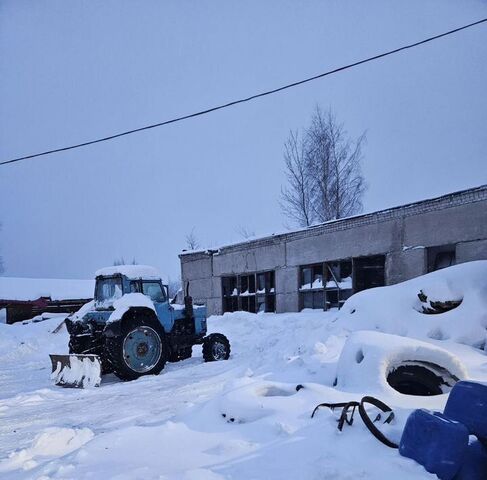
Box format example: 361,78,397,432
298,257,360,311
221,270,276,314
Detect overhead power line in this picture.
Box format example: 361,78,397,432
1,17,486,167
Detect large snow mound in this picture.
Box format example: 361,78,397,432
336,261,487,350
335,330,468,396
0,317,68,365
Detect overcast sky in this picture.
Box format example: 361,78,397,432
1,0,486,281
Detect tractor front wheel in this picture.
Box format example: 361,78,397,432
104,314,168,381
202,333,231,362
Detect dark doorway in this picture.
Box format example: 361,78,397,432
353,255,385,292
427,244,456,272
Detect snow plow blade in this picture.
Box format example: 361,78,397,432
49,354,102,388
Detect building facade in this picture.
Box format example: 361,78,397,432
180,185,487,316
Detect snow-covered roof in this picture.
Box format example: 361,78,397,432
0,277,94,302
95,265,162,281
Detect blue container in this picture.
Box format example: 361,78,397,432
399,409,469,480
444,381,487,441
454,438,487,480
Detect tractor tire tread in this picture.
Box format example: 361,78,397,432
202,333,231,362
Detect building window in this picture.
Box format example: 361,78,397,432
300,263,325,309
324,260,353,309
222,276,238,312
222,271,275,314
299,256,384,311
353,255,385,292
427,245,456,272
299,260,353,310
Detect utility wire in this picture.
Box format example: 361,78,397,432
1,17,486,167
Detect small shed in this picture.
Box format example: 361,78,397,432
0,277,94,324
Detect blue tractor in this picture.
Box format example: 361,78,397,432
50,265,230,387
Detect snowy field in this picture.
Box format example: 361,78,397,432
0,262,486,479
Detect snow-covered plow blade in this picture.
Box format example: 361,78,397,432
49,354,102,388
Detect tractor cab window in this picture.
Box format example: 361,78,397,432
142,281,166,303
95,277,123,306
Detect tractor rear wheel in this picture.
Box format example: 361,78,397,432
203,333,231,362
104,313,168,381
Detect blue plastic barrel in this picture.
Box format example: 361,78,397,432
399,409,469,480
444,381,487,441
454,438,487,480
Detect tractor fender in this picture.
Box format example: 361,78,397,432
103,307,163,338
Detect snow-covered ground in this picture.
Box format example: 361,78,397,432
0,262,486,479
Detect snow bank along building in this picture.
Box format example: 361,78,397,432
180,185,487,316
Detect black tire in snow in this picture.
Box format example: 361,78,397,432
104,312,168,381
387,365,444,396
202,333,231,362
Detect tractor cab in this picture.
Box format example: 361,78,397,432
94,265,168,310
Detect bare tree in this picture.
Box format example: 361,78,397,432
185,228,200,250
280,131,314,227
167,277,182,300
280,107,366,226
236,225,256,240
113,257,137,266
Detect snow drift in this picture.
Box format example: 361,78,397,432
335,260,487,350
335,330,468,396
0,262,486,479
0,427,94,473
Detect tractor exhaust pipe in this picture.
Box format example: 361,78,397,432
184,281,193,319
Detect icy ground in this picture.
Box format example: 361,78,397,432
0,263,486,479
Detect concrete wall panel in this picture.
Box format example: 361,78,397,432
286,220,398,266
457,239,487,263
185,278,212,302
276,266,299,294
386,248,426,285
213,243,286,276
205,298,222,317
181,256,213,281
403,202,487,248
276,292,299,313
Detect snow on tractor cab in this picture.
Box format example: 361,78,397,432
50,265,230,387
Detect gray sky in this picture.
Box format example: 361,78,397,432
1,0,486,281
